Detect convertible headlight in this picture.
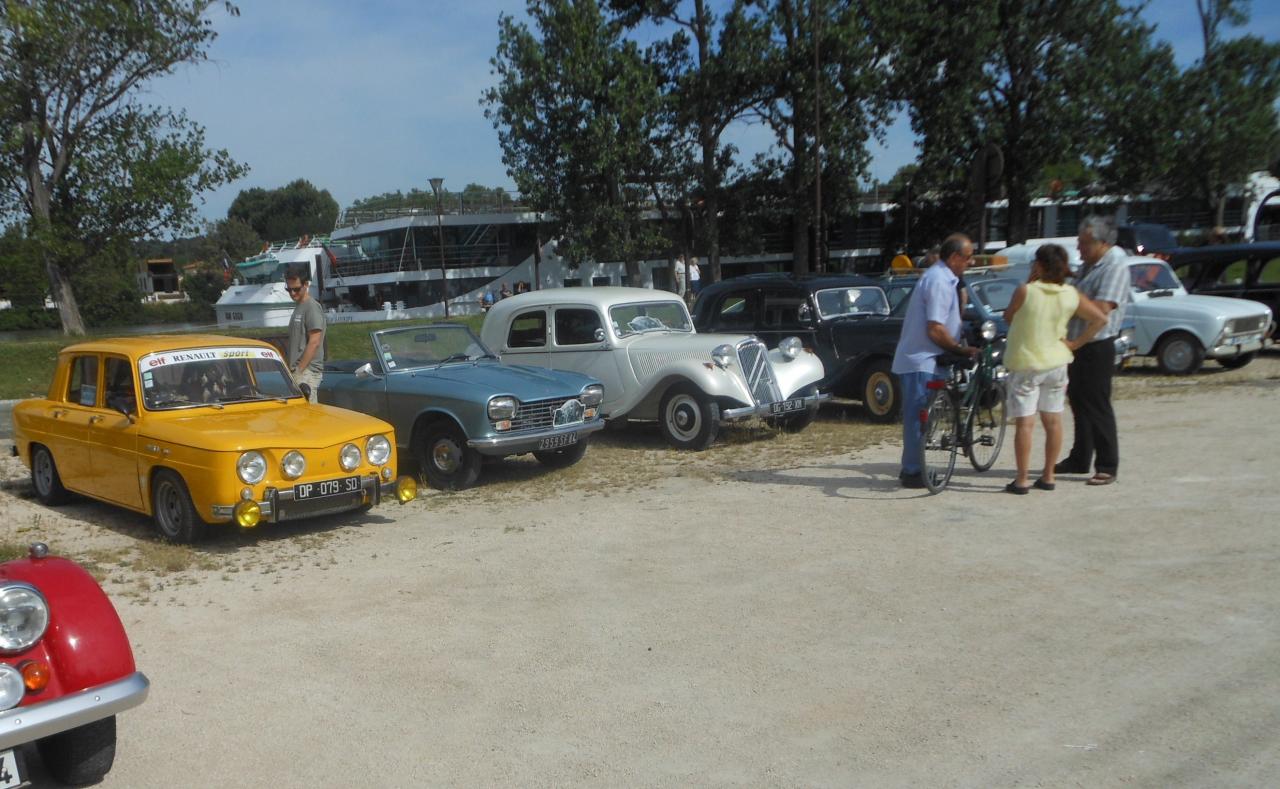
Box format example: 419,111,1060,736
0,583,49,654
711,344,734,368
340,443,361,472
281,450,306,480
980,320,998,342
488,396,518,420
237,451,267,484
0,664,24,710
779,336,803,360
580,385,604,406
366,435,391,466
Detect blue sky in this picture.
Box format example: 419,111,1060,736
151,0,1280,227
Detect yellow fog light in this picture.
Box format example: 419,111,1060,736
395,476,417,503
234,500,261,528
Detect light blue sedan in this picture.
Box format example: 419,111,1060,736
319,324,604,489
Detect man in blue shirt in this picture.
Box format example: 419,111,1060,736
891,233,979,488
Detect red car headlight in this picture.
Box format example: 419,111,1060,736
0,582,49,653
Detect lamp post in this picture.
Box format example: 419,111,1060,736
429,177,448,318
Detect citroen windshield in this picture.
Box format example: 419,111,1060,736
609,301,693,336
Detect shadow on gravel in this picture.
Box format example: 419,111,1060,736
722,461,1008,500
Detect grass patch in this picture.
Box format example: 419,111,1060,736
0,541,31,563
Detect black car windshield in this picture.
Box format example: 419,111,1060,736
814,286,890,319
609,301,692,336
375,325,493,369
137,346,301,410
1129,262,1182,293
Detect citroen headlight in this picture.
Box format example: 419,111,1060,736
980,320,998,342
779,336,803,360
0,583,49,654
711,344,734,368
580,385,603,406
340,443,361,472
237,451,267,484
281,450,306,479
488,396,517,420
366,435,391,466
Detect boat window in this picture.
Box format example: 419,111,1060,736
554,308,603,346
66,355,98,407
814,287,890,319
1259,257,1280,284
1211,258,1249,287
610,301,693,336
104,357,137,415
508,310,547,348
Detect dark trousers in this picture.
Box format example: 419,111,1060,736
1063,339,1119,475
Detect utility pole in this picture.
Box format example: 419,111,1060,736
812,0,824,273
429,177,448,318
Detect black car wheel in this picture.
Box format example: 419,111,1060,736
38,716,116,785
418,420,482,490
658,382,720,451
30,444,70,505
861,360,900,423
152,469,209,543
533,440,588,468
1155,331,1204,375
1218,352,1256,370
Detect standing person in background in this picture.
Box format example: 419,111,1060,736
1001,244,1108,494
688,256,702,295
673,255,687,295
1056,216,1132,486
890,233,978,488
285,264,325,403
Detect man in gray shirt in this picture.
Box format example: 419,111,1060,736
285,264,326,403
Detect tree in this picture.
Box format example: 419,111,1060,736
484,0,666,285
227,179,339,242
0,0,247,334
881,0,1171,245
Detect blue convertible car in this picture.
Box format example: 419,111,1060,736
319,324,605,490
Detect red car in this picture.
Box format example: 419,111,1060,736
0,543,149,786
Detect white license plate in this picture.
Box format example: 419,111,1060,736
0,749,22,789
537,432,578,450
294,476,361,500
769,398,806,415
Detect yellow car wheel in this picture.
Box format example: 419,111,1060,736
151,469,209,543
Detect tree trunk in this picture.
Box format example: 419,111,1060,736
26,162,86,334
45,255,86,336
694,0,722,284
1005,177,1031,245
532,222,543,291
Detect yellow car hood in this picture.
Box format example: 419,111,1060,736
143,403,390,451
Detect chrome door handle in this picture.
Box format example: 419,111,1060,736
88,415,103,424
51,409,66,418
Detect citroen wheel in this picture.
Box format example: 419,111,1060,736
658,382,720,451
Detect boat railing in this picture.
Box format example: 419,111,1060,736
325,242,513,279
334,192,531,229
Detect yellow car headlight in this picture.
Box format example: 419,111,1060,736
366,435,391,466
281,450,306,479
237,451,266,484
339,443,361,472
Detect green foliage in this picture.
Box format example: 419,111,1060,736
70,248,143,329
0,225,47,307
350,184,516,213
181,268,227,307
0,305,59,331
227,179,339,242
137,300,215,324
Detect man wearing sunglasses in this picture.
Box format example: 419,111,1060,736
285,264,326,402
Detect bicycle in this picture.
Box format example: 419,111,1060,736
918,320,1009,494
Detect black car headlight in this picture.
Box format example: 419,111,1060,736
0,582,49,654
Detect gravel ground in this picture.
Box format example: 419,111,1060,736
2,355,1278,787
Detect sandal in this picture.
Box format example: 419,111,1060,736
1086,473,1117,486
1005,481,1030,495
1033,478,1055,491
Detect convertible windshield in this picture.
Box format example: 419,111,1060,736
969,278,1021,312
1129,262,1182,293
814,286,890,319
609,301,693,336
138,346,300,410
375,325,493,369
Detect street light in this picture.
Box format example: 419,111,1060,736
429,177,448,318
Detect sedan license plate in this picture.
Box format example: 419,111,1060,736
537,432,578,451
769,398,806,415
0,749,22,789
294,476,361,500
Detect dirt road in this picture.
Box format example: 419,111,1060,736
3,362,1279,787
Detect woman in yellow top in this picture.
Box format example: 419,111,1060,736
1001,244,1108,494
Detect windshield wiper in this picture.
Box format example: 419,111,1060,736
436,353,472,364
1148,288,1175,298
150,398,223,410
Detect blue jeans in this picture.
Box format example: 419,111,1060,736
898,369,942,475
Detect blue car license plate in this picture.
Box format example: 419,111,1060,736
294,476,361,500
538,432,578,450
769,398,805,415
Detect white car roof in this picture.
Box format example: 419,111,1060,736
487,286,684,314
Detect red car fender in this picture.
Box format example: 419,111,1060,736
0,556,136,695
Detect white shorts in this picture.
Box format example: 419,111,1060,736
1006,366,1068,418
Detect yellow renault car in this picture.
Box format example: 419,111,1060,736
11,336,417,542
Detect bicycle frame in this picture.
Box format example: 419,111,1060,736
918,333,1009,494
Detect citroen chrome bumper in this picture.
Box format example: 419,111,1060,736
722,391,830,421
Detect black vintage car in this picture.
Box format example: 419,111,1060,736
692,274,903,421
1169,241,1280,321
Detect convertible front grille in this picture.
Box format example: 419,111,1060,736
736,340,782,404
510,396,579,432
1228,315,1268,334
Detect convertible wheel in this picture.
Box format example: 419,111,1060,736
659,382,720,451
861,360,900,423
1155,331,1204,375
1218,352,1256,370
418,421,482,490
151,469,209,543
533,440,588,468
30,444,70,505
38,715,116,785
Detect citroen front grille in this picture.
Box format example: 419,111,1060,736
735,340,782,404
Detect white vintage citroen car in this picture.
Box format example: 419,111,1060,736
480,287,828,449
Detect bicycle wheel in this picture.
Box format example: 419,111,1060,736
966,381,1007,472
919,389,959,494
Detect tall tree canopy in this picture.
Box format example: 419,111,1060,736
0,0,247,334
227,178,339,242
